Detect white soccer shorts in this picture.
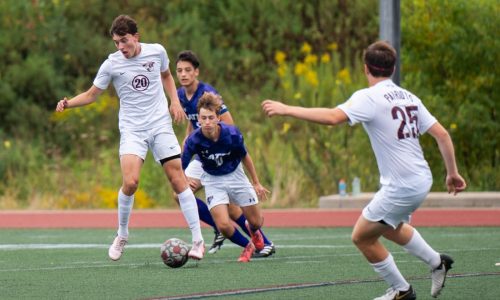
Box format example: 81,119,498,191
185,159,204,180
201,164,259,210
362,183,431,229
119,125,181,163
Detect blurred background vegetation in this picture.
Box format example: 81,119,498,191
0,0,498,209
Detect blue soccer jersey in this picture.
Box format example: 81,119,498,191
182,123,247,176
177,81,229,129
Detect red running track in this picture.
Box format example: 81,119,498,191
0,208,499,228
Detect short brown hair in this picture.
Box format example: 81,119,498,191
197,92,222,115
176,50,200,69
363,41,396,77
110,15,138,36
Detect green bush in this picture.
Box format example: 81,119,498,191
0,0,497,208
401,0,499,190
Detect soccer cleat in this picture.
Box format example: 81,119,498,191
208,231,226,254
108,235,128,261
373,285,416,300
245,221,264,251
188,240,205,260
238,242,256,263
252,242,276,258
431,254,454,297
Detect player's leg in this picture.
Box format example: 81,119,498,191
109,131,148,261
117,154,143,238
354,186,421,299
226,166,265,251
228,204,275,257
183,160,225,253
162,158,205,259
205,187,254,262
384,223,453,298
382,187,453,298
352,216,415,300
240,204,265,251
151,128,204,260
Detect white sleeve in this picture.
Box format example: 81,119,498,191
93,59,112,90
417,100,437,134
157,44,170,72
337,89,376,126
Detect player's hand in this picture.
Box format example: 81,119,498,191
55,97,69,112
254,183,270,201
446,173,467,195
170,101,186,124
261,99,288,117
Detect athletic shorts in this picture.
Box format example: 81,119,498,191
119,125,181,163
362,183,431,229
201,163,259,210
185,159,203,180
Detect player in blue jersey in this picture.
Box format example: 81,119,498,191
176,50,275,257
55,15,204,261
182,92,269,262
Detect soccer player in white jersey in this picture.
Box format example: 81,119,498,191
55,15,204,261
262,41,466,300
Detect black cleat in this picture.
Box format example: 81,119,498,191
208,231,225,254
431,254,454,297
251,242,276,258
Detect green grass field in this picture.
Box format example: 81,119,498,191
1,227,499,299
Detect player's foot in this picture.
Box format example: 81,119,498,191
188,240,205,260
108,235,128,261
245,221,264,251
373,285,416,300
208,231,225,254
238,242,256,263
431,254,454,297
252,242,276,258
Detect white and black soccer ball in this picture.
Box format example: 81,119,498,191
160,238,190,268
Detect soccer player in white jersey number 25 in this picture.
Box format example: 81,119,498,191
262,41,466,300
55,15,205,262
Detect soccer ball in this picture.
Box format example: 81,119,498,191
160,238,190,268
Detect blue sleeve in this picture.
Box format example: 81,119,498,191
233,129,248,158
181,139,195,170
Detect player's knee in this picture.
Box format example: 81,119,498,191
169,176,189,194
122,178,139,194
247,215,263,230
351,232,363,247
217,223,233,238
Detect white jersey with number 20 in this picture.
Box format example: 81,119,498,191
93,43,172,132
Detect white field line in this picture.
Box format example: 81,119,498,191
0,248,498,274
0,243,353,250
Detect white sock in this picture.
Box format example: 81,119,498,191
403,228,441,269
177,188,203,242
371,254,410,291
117,189,134,238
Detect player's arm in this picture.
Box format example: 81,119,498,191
181,140,195,171
427,122,467,195
220,111,234,125
242,153,269,200
55,85,103,112
161,69,186,123
261,99,348,126
182,122,194,148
